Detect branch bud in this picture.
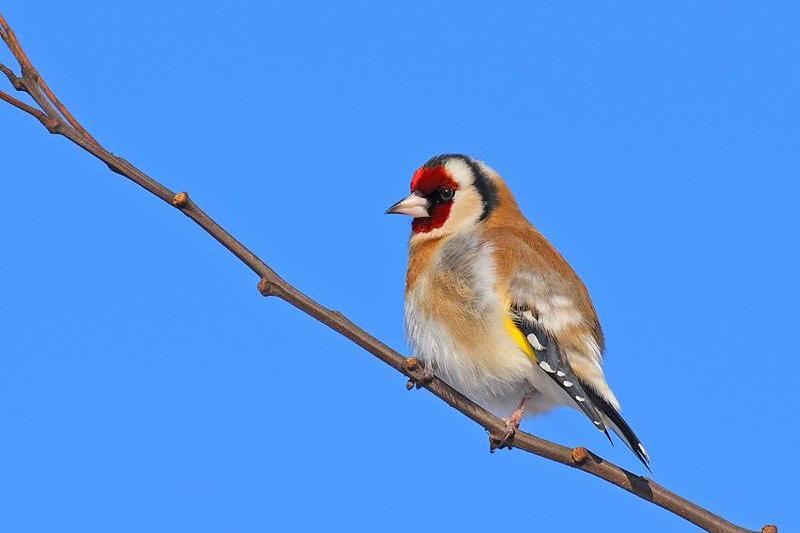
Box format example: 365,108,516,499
43,116,61,133
403,357,421,372
571,446,589,465
257,277,280,297
171,192,189,208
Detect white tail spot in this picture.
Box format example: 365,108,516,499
637,443,650,460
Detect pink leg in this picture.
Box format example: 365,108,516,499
491,388,535,451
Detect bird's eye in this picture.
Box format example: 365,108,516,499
439,187,454,201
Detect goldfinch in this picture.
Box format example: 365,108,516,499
387,154,649,468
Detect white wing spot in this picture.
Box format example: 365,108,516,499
563,380,574,387
556,371,566,377
526,333,545,351
539,361,555,373
522,310,535,322
575,395,585,402
594,421,602,426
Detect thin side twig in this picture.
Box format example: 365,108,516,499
0,61,20,85
0,88,45,121
0,15,99,145
0,11,777,533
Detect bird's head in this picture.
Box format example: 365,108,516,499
386,154,499,241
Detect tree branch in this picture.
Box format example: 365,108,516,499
0,12,777,533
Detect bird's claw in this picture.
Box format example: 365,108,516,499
489,418,519,452
405,367,434,390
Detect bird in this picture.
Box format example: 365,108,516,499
386,154,650,468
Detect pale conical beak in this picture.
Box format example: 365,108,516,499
385,192,430,218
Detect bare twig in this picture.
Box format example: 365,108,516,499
0,16,99,145
0,61,20,85
0,11,776,533
0,88,45,121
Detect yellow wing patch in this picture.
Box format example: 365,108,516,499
503,314,537,361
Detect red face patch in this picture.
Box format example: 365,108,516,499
411,203,453,233
410,166,457,194
409,165,458,234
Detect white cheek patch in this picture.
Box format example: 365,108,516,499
411,187,483,243
444,158,476,188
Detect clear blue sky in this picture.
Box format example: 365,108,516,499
1,2,796,532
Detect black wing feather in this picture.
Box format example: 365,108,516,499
511,308,610,436
581,383,652,471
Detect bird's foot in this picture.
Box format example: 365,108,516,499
403,357,434,390
490,408,524,452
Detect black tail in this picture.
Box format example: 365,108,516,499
582,385,651,472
